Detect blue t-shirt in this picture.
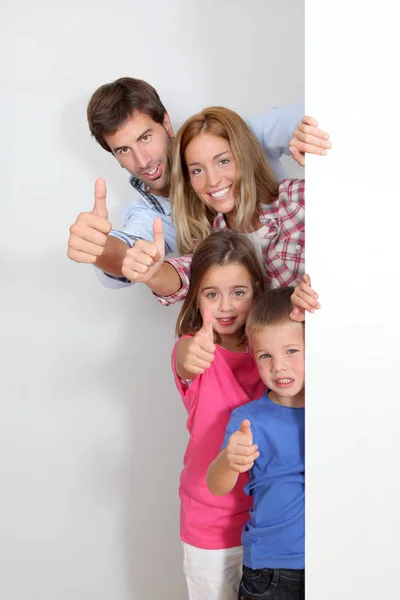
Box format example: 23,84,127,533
222,392,304,569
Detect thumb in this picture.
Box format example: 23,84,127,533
152,217,164,254
92,178,108,219
290,306,305,323
303,273,311,287
200,308,214,341
239,419,252,439
302,115,319,127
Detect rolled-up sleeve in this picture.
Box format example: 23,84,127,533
153,255,193,306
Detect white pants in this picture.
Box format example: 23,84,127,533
182,542,243,600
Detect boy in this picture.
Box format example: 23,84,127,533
207,286,305,600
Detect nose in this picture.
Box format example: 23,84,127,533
206,167,222,189
271,357,287,373
219,295,233,312
132,147,152,171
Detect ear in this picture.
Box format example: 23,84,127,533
163,112,174,138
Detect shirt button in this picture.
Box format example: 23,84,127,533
296,244,301,249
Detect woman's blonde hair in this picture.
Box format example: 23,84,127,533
176,230,265,344
171,106,279,254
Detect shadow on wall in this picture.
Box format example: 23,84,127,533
59,93,188,597
27,248,187,597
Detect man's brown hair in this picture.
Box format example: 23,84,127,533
87,77,167,152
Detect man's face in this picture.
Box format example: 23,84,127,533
104,110,174,196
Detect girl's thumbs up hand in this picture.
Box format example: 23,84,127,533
182,309,216,376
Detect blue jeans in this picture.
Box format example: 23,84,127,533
238,566,305,600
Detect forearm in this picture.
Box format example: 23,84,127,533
207,450,239,496
95,236,129,278
145,263,182,296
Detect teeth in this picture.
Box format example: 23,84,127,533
210,186,229,199
219,317,234,322
276,379,292,384
147,165,158,175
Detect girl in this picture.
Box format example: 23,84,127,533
172,230,266,599
121,106,307,304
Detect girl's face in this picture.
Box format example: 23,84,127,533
185,133,238,217
197,262,255,340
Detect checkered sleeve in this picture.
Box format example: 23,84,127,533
153,254,193,306
279,178,305,207
262,178,305,288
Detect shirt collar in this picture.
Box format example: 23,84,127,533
212,204,278,230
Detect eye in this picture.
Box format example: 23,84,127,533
118,147,130,155
206,292,218,299
233,290,245,297
219,158,230,166
141,134,152,143
191,168,202,176
259,353,271,360
287,349,299,355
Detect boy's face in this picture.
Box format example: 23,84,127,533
249,322,305,398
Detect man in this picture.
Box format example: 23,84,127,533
67,77,331,289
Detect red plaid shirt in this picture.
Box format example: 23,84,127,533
155,178,305,306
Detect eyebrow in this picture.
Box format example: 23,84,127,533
113,129,153,153
187,151,230,167
201,284,250,292
254,343,301,354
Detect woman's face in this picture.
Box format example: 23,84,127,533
184,133,238,217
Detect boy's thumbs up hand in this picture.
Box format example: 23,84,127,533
226,419,260,473
121,217,166,283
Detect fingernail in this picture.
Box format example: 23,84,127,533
326,142,332,148
310,309,315,313
324,134,330,140
321,150,327,155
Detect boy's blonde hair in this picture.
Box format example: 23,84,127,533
170,106,279,254
246,286,301,337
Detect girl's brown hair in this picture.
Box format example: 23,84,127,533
176,230,265,342
170,106,279,254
